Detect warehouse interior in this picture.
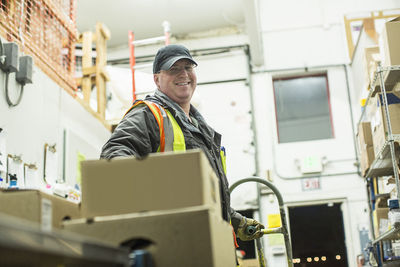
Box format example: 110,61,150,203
1,0,400,266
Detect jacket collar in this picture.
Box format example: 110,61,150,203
148,90,221,147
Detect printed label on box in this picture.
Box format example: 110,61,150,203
41,198,52,232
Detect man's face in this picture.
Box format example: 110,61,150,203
154,59,197,106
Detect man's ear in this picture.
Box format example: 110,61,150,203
153,74,160,89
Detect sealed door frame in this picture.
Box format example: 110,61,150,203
284,198,354,267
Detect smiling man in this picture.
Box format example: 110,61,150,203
100,44,264,242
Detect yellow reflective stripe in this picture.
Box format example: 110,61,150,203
127,101,165,152
220,147,227,175
165,109,186,151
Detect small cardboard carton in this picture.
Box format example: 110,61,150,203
373,197,389,238
63,206,237,267
360,146,375,177
370,92,400,156
363,46,381,85
357,122,375,176
380,17,400,67
358,122,374,146
81,149,222,218
240,259,260,267
0,189,80,230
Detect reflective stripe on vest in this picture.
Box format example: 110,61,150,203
126,100,185,152
165,109,186,151
220,146,227,175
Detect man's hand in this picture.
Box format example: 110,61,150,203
237,217,265,241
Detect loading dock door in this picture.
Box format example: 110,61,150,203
288,203,348,267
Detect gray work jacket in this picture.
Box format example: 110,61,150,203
100,90,243,229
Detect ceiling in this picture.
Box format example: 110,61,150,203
76,0,246,48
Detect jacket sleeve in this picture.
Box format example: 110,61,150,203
230,207,244,232
100,105,160,159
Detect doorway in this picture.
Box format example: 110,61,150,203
288,203,348,267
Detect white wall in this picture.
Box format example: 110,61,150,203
0,56,111,189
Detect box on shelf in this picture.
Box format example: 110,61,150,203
81,149,221,218
373,197,389,238
370,92,400,156
358,122,374,146
363,46,381,85
360,146,375,177
63,206,237,267
0,189,81,230
357,122,375,176
379,17,400,67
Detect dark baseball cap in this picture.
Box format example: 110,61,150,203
153,44,197,74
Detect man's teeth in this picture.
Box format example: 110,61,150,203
177,82,189,85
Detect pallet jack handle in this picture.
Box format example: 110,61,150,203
229,177,294,267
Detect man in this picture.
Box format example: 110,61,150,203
100,44,264,242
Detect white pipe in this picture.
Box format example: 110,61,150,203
131,36,166,46
162,21,171,34
132,63,153,70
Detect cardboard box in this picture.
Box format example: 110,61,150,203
363,46,381,85
360,146,375,177
357,122,375,176
373,197,389,238
240,259,260,267
373,208,389,238
380,17,400,67
0,190,81,230
63,206,237,267
81,150,222,218
358,122,374,146
371,92,400,156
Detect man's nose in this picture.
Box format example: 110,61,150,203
177,68,190,76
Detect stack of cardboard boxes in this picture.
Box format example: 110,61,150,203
63,150,237,267
357,17,400,241
362,17,400,93
358,17,400,176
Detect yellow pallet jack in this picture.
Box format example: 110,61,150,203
230,177,294,267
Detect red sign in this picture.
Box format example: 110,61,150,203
301,178,320,191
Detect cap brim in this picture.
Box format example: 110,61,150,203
160,56,197,71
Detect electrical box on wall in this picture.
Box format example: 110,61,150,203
0,42,19,73
300,156,323,174
16,55,33,85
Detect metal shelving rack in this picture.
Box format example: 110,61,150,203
360,65,400,266
365,136,400,178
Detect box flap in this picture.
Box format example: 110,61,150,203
388,16,400,23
